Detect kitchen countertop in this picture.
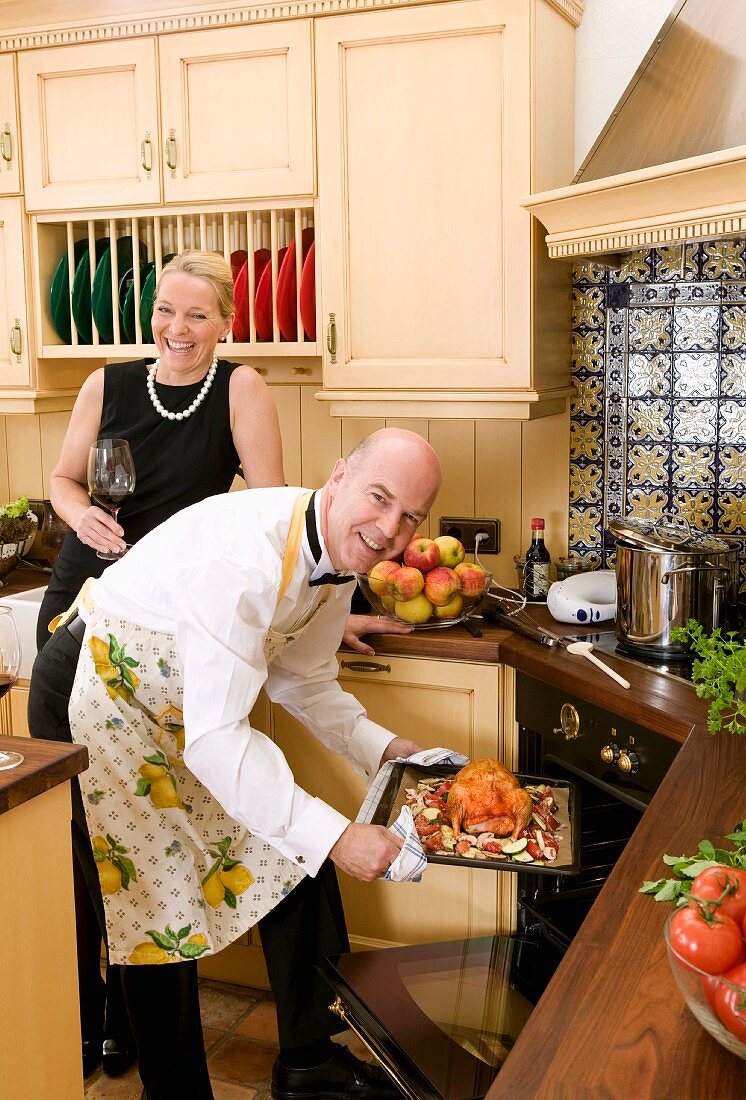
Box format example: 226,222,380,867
357,609,745,1095
0,735,87,816
0,562,50,597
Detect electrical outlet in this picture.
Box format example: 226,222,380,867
439,517,500,554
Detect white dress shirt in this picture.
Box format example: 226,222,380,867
88,486,396,875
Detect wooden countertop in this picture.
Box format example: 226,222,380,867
358,608,745,1094
0,736,87,817
0,563,50,597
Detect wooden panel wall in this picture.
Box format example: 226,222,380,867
0,390,569,588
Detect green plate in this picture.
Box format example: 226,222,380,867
50,239,90,343
122,261,155,343
91,236,147,344
139,254,175,343
70,238,110,345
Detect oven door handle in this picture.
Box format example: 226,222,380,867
329,997,421,1100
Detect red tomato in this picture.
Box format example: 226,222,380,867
701,945,746,1011
669,906,744,975
690,866,746,926
714,962,746,1042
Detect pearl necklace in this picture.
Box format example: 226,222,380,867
146,356,218,422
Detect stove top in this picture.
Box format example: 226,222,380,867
565,630,695,684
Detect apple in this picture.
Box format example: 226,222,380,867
391,565,425,602
381,593,397,615
403,536,440,573
367,559,399,597
394,593,433,624
434,535,465,568
454,561,488,597
433,593,464,619
424,566,459,607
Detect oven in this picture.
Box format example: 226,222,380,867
513,671,680,998
321,672,681,1099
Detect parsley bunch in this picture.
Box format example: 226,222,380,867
640,821,746,905
670,619,746,734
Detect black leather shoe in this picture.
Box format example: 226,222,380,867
82,1038,103,1078
271,1045,401,1099
102,1037,137,1077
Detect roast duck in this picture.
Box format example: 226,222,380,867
447,758,533,840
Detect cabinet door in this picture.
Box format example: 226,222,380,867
316,0,530,393
159,22,314,203
0,200,31,387
0,55,20,196
272,655,512,948
17,40,161,211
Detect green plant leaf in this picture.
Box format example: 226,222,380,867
178,942,210,959
146,930,177,951
134,778,151,797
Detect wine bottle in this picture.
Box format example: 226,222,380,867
523,518,551,602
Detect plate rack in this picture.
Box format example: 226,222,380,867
30,202,318,358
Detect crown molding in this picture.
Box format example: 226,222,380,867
0,0,583,50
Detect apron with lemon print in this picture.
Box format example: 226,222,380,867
69,492,329,966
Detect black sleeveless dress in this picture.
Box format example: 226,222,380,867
37,359,241,648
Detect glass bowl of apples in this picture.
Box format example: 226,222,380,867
356,535,492,629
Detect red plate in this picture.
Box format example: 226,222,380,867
255,246,287,342
229,249,248,283
232,249,270,342
276,228,315,342
299,242,316,341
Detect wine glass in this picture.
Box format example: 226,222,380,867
87,438,136,561
0,607,22,771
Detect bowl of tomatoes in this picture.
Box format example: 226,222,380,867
663,865,746,1060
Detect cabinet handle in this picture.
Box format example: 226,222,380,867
165,129,177,175
1,124,11,167
326,313,337,364
10,318,22,361
340,660,391,673
141,131,152,177
291,366,310,375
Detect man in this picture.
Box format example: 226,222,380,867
29,427,442,1100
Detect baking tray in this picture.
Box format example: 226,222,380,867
371,763,580,876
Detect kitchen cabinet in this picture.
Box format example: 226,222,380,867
0,681,30,738
18,22,314,212
159,22,315,203
17,39,161,212
0,199,30,387
0,53,20,196
315,0,577,420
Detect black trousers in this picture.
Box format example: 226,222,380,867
29,625,349,1099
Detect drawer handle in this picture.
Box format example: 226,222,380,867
326,313,337,364
10,318,22,360
340,659,390,673
165,129,177,174
141,131,152,177
1,124,12,166
328,998,417,1100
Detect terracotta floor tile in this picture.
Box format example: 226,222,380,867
203,1025,226,1051
234,1000,279,1044
336,1029,379,1064
84,1062,142,1097
210,1080,258,1099
199,982,258,1030
208,1036,278,1087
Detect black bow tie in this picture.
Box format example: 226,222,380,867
309,573,356,587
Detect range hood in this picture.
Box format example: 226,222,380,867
524,0,746,259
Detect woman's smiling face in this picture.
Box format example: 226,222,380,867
151,271,233,383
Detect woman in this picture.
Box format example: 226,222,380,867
34,249,405,1079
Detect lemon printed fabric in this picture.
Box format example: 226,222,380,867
70,606,305,966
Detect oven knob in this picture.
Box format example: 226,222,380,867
618,749,639,774
600,743,619,764
553,703,580,741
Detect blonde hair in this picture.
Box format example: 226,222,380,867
155,250,235,319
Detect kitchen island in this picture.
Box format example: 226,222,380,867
363,612,745,1095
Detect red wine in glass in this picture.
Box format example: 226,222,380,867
0,608,22,770
87,438,136,561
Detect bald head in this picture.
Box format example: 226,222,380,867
323,428,442,572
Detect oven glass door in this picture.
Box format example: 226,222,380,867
323,935,541,1100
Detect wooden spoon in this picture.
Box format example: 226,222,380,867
566,640,631,689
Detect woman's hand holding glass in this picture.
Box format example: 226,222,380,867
86,439,136,561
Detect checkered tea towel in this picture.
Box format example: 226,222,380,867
356,748,470,884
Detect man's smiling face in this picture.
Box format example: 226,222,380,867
324,433,441,573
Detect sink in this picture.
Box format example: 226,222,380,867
0,586,47,678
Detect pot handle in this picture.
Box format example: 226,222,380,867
660,563,730,585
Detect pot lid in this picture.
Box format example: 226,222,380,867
609,515,732,554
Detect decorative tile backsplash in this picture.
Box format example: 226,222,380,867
569,239,746,588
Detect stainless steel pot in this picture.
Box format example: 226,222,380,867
610,517,739,656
